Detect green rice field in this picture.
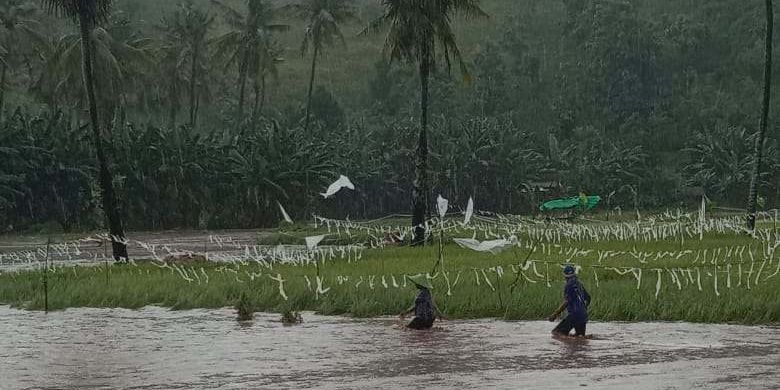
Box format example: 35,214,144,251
1,212,779,324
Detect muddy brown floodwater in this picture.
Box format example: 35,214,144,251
0,230,266,270
1,306,778,390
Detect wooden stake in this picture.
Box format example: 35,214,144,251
43,237,50,313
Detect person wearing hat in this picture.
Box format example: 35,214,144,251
399,274,445,330
548,264,591,337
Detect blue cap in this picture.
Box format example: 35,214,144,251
563,265,576,277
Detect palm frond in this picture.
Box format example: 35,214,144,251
42,0,113,24
451,0,489,19
358,15,386,36
210,0,245,28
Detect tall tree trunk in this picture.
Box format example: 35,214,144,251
412,53,430,246
194,87,201,127
78,12,128,261
240,3,259,125
252,78,260,124
0,62,5,123
747,0,774,231
168,91,177,129
304,44,319,131
189,40,199,129
260,73,266,115
237,49,249,123
252,73,266,125
168,66,178,129
118,93,127,127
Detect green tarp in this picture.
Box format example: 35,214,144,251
540,195,601,211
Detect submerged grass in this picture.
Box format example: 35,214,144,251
281,309,303,324
235,292,254,321
1,224,779,324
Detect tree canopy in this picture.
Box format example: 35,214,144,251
0,0,778,233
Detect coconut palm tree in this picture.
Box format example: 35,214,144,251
33,15,151,129
364,0,486,245
250,39,284,123
747,0,773,231
155,32,188,129
41,0,128,261
160,1,213,129
0,0,47,122
282,0,355,130
0,48,7,123
211,0,288,124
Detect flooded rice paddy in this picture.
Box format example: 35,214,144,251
1,306,778,389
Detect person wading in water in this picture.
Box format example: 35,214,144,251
399,274,445,329
548,264,591,338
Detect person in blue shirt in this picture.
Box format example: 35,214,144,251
399,274,445,330
548,264,591,337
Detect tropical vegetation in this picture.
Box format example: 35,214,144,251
0,0,778,235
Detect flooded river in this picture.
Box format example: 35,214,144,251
0,230,268,271
1,306,778,389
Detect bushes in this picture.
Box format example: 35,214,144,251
2,112,778,234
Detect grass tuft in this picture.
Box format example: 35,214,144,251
235,292,254,321
281,309,303,324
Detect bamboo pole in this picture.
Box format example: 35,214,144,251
43,237,50,313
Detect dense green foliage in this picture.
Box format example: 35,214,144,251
1,0,779,232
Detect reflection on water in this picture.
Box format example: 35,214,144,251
1,306,778,389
